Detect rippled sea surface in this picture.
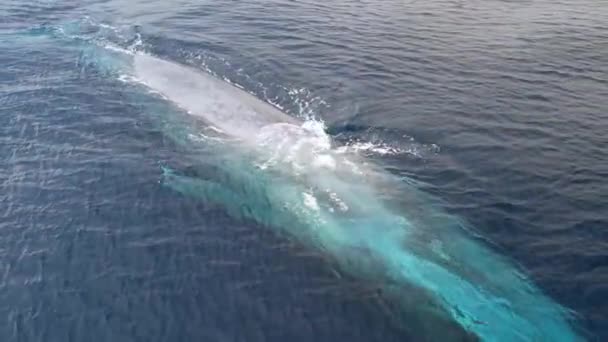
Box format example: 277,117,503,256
1,0,607,341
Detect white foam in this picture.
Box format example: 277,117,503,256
313,154,336,170
117,74,139,83
328,191,349,212
302,192,320,211
336,141,404,156
334,138,441,158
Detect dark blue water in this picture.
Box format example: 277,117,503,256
1,0,607,341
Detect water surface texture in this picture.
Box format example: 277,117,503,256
1,0,607,341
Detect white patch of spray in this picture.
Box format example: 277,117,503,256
328,191,349,212
302,192,320,212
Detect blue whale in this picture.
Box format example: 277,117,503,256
17,16,586,339
128,53,584,341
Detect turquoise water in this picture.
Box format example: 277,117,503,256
1,0,607,341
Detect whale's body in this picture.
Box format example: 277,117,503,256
130,53,582,341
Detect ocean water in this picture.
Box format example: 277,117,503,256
1,0,607,341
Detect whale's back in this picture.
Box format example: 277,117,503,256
133,53,298,139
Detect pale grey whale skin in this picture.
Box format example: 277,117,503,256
131,52,584,342
134,53,299,140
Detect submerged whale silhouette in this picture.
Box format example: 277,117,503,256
130,52,582,341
